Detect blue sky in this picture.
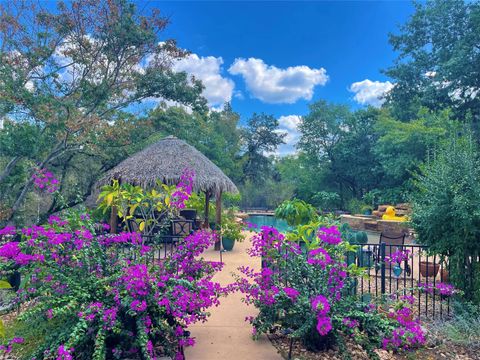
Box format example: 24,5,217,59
141,1,415,153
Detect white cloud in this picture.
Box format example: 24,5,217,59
349,79,394,107
174,54,234,109
228,58,328,104
275,115,302,156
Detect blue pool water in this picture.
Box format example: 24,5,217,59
246,215,291,233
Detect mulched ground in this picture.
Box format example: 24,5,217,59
356,275,453,320
268,327,480,360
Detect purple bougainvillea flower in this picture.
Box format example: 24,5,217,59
317,226,342,245
316,316,332,336
436,282,455,296
57,345,73,360
0,226,16,236
283,287,299,301
307,247,332,269
342,317,359,329
311,294,330,316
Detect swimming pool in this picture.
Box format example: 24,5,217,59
245,215,382,242
246,215,291,233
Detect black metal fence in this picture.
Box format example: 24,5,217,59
261,242,476,320
350,243,453,319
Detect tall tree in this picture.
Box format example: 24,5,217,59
241,113,285,184
374,108,456,190
0,0,206,221
385,0,480,124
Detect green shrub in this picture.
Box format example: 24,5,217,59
311,191,341,211
275,199,318,227
411,137,480,302
430,301,480,349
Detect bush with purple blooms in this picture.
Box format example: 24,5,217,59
0,219,224,360
0,180,226,360
233,225,427,357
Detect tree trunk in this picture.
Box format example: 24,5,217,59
204,190,211,228
0,156,21,184
8,177,35,220
215,190,222,251
109,206,118,234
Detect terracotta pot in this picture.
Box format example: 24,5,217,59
440,268,449,282
419,261,440,278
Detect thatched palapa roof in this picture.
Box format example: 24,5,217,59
97,136,238,194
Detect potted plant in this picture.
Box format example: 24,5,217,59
360,205,374,216
221,217,244,251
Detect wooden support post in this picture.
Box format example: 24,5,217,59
109,206,118,234
204,190,211,228
215,190,222,251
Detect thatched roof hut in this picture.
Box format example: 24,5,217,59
95,136,237,248
97,136,238,195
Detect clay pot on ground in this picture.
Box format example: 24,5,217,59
419,261,440,278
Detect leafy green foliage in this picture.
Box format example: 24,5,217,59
275,199,318,227
411,136,480,302
430,301,480,349
385,0,480,123
220,210,245,243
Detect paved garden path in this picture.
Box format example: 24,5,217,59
185,232,283,360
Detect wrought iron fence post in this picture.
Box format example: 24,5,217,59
380,242,386,295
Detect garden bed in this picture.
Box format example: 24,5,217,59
268,330,478,360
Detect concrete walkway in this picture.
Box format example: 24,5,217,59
185,233,282,360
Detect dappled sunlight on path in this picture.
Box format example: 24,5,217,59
185,232,282,360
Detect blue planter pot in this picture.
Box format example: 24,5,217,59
393,264,403,277
222,237,235,251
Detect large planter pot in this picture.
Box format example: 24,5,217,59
419,261,440,278
222,237,235,251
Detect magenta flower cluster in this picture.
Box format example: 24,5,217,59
311,295,332,335
247,226,300,258
317,226,342,245
235,225,346,339
419,281,456,297
382,306,425,350
307,248,332,269
0,226,16,237
385,249,411,264
170,169,194,209
32,167,59,193
0,338,24,354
